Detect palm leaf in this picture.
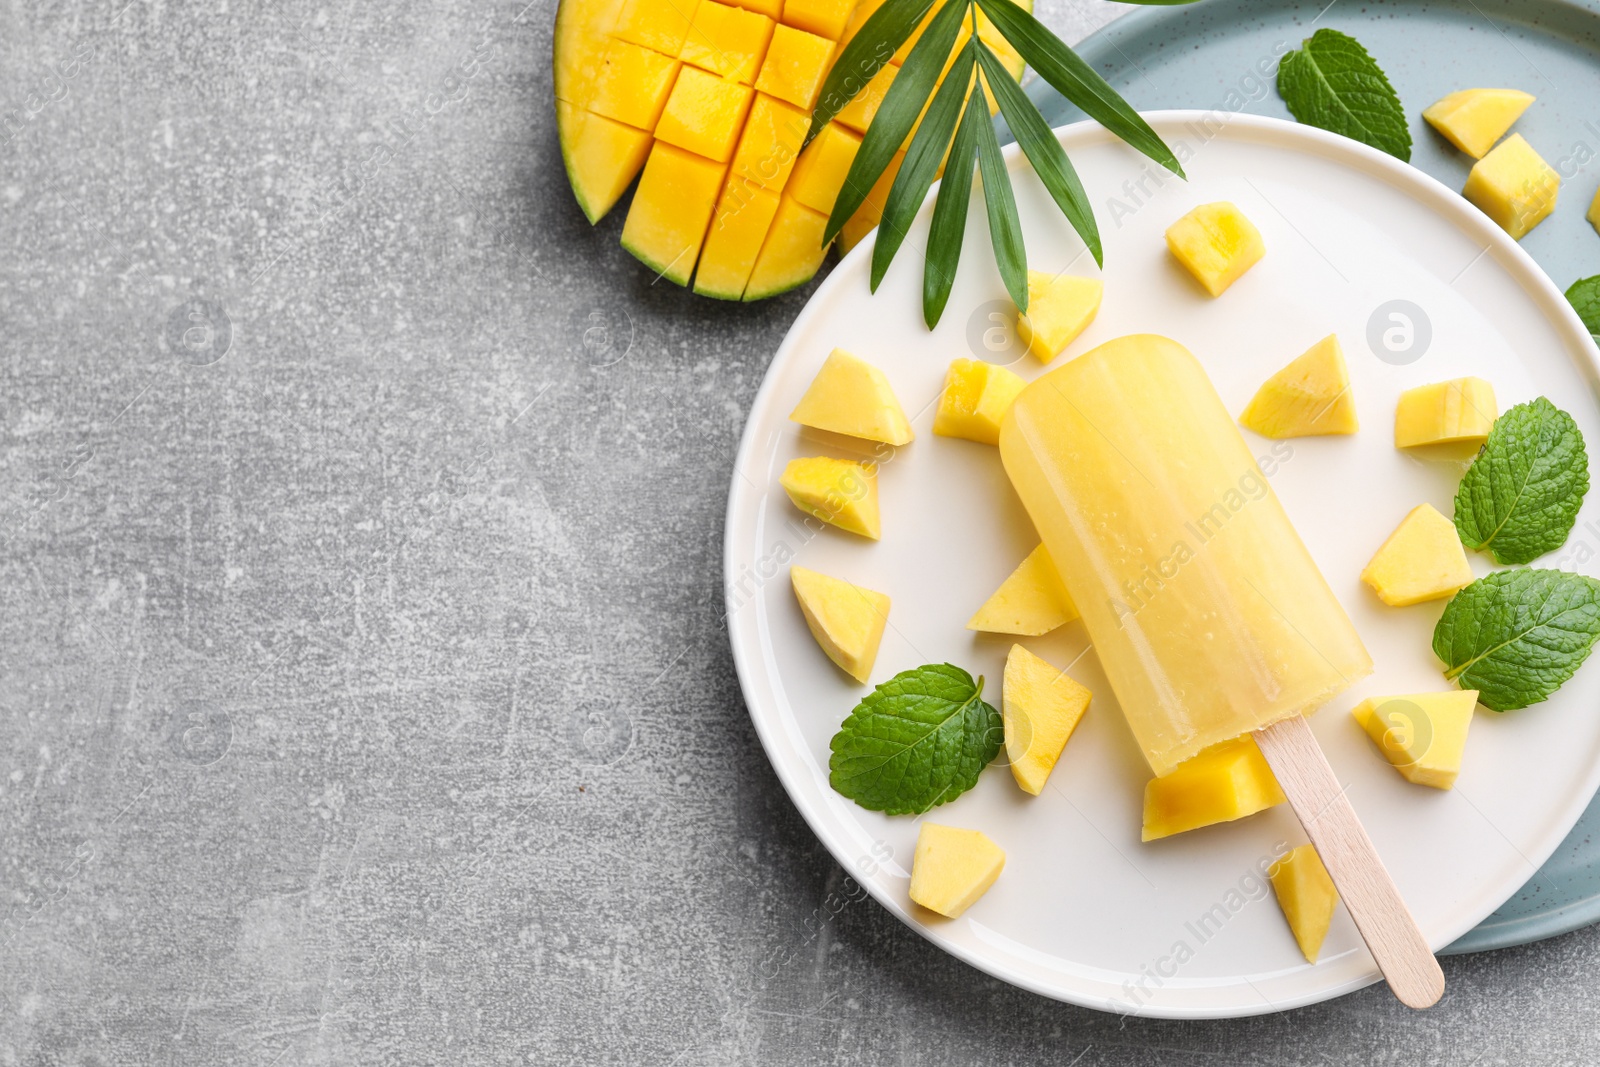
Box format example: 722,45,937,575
807,0,939,143
924,81,986,327
971,63,1028,312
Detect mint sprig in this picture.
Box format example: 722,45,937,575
1277,29,1411,161
1567,275,1600,335
829,663,1002,815
1454,398,1589,566
1433,569,1600,711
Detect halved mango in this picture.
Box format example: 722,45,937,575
621,143,727,286
556,102,655,224
1360,504,1474,607
1270,845,1338,963
932,357,1026,445
791,565,889,683
1016,271,1102,363
1352,690,1478,790
1142,736,1285,841
1002,645,1091,795
1239,335,1358,438
908,823,1005,918
967,544,1078,636
1166,201,1265,297
1423,89,1534,159
789,348,913,445
779,456,879,538
1464,134,1559,240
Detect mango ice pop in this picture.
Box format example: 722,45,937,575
999,335,1372,776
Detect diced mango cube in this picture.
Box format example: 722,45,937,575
729,92,810,195
694,182,782,299
836,0,885,53
621,143,727,286
781,0,855,40
839,149,902,254
588,38,683,129
754,24,834,110
908,823,1005,918
556,103,655,224
1590,185,1600,237
727,0,782,18
1002,645,1091,796
1016,271,1102,364
779,456,879,538
834,61,897,135
1166,201,1265,297
932,358,1026,445
655,67,755,163
744,195,831,300
788,348,913,445
1239,335,1358,438
1464,134,1559,240
1394,376,1498,450
787,122,862,216
1423,88,1535,159
680,1,775,84
791,566,889,683
1360,503,1474,607
967,544,1078,636
1142,736,1285,842
1270,845,1339,963
1352,690,1478,790
612,0,703,54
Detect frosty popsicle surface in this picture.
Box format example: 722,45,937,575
998,335,1373,776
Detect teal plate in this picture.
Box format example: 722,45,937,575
1019,0,1600,955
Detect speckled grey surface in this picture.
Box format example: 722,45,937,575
4,0,1600,1063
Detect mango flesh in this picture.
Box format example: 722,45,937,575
1142,736,1286,842
1394,376,1497,450
1270,844,1338,963
1361,503,1474,607
791,566,889,683
908,823,1005,918
932,358,1027,445
1591,185,1600,237
1464,134,1559,240
620,143,727,286
1166,201,1265,297
1238,334,1358,438
1353,690,1477,790
553,0,1032,298
1002,645,1091,795
1423,88,1535,159
1016,271,1102,364
779,456,880,539
788,348,913,445
966,544,1079,636
787,122,864,216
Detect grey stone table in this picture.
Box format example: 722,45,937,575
2,0,1598,1063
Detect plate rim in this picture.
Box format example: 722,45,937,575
723,109,1600,1017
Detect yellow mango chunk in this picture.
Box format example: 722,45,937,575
655,68,756,163
835,62,897,135
908,823,1005,918
1394,376,1497,450
753,24,834,111
779,456,879,538
1166,201,1265,297
788,122,862,216
1016,271,1102,364
966,544,1078,636
728,93,809,196
1142,736,1286,842
556,102,655,224
612,0,703,53
789,348,913,445
1424,88,1535,159
933,358,1027,445
1360,504,1474,607
781,0,855,40
588,39,683,130
1590,185,1600,237
744,195,830,300
694,183,781,299
727,0,781,19
680,1,775,84
1464,134,1559,240
621,143,727,286
1239,335,1358,438
1352,690,1478,790
791,566,889,683
1002,645,1091,795
1270,844,1339,963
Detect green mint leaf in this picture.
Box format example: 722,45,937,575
1567,275,1600,335
1277,29,1411,161
828,663,1002,815
1454,398,1589,565
1433,569,1600,711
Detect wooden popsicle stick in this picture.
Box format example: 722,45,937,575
1255,714,1445,1010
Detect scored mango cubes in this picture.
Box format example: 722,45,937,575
694,182,782,299
1464,133,1560,240
754,23,834,110
1142,736,1286,841
655,67,755,163
779,456,880,538
1361,503,1475,607
621,142,727,286
787,122,862,216
780,0,855,40
1352,690,1478,790
1394,376,1498,449
679,1,775,84
1166,201,1265,297
587,38,683,129
728,92,809,195
933,357,1026,445
611,0,703,55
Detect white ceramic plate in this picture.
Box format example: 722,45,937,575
723,112,1600,1018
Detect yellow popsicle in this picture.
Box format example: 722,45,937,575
998,335,1372,776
